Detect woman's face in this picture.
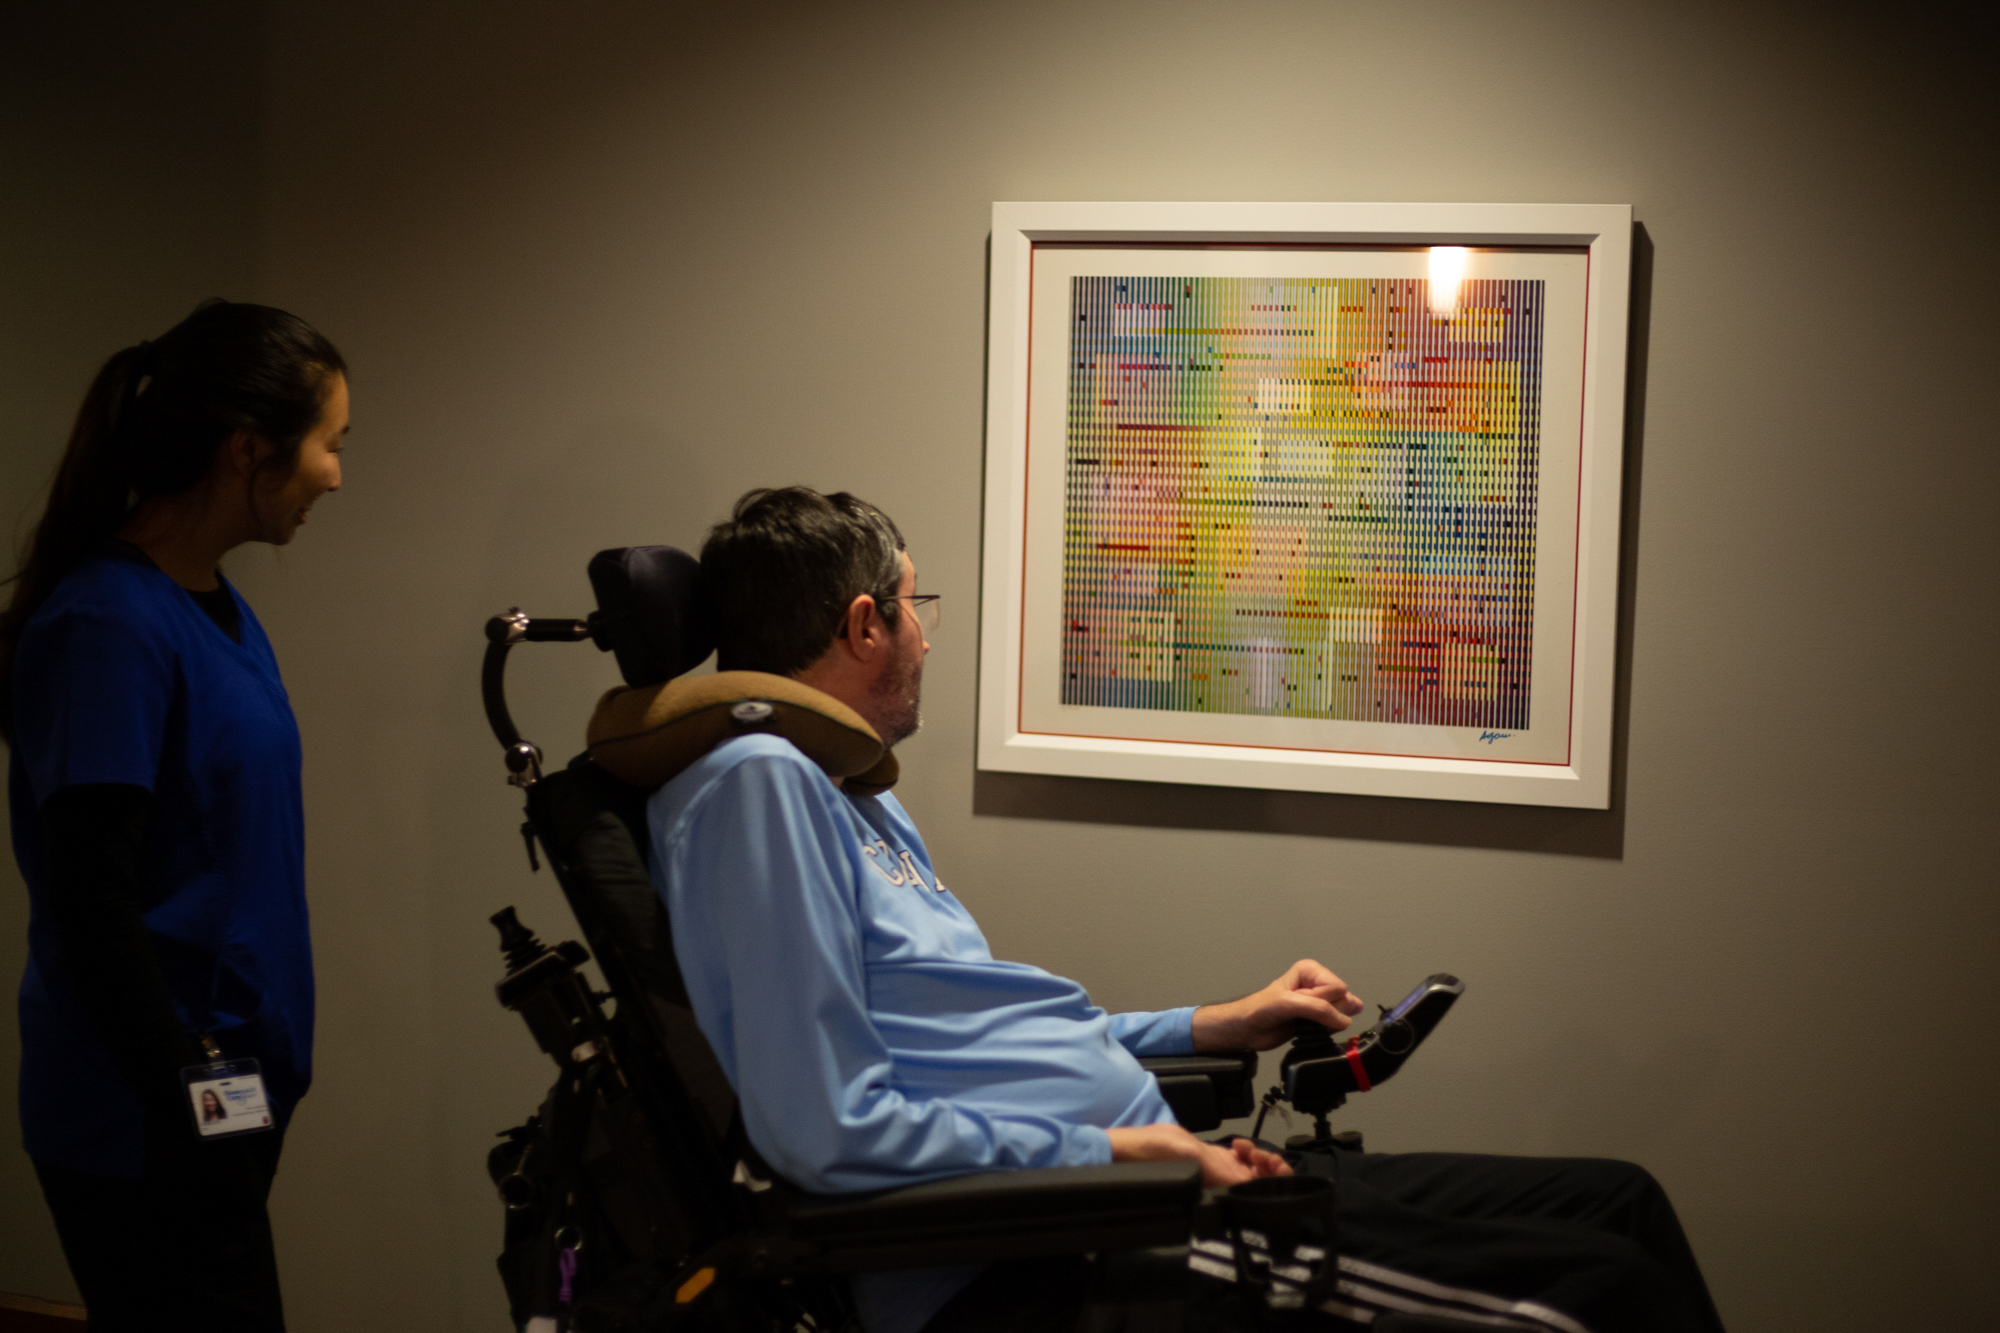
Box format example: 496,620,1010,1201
253,371,348,545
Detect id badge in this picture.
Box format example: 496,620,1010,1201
182,1058,275,1137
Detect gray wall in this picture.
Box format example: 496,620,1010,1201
5,1,1995,1327
0,0,265,1302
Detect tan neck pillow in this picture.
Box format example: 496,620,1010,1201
586,671,899,796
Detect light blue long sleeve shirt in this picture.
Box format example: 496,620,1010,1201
647,733,1192,1333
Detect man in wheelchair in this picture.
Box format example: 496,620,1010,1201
615,485,1723,1333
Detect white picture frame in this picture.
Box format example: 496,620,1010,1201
976,202,1633,808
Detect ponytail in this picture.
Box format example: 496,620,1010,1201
0,301,345,742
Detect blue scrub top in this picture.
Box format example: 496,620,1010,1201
8,548,313,1177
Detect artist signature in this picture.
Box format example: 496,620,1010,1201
1478,731,1512,744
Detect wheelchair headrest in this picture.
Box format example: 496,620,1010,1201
579,545,898,795
587,546,713,687
587,672,899,796
584,544,904,792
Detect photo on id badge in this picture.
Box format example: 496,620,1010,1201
183,1058,274,1138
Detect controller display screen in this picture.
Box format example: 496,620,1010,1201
1387,984,1432,1023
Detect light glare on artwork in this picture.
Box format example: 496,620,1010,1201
1427,246,1469,315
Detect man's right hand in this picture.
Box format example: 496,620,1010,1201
1106,1123,1291,1189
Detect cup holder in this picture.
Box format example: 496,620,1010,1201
1221,1174,1338,1303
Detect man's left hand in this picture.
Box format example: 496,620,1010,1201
1190,960,1365,1052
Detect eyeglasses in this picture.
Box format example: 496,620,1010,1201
884,594,941,636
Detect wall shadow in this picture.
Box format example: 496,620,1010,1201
972,225,1657,861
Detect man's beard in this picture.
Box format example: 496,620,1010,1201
870,642,924,748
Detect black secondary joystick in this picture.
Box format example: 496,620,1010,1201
491,906,550,973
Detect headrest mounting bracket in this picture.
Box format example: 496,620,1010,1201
483,606,593,793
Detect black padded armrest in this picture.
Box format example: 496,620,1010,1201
1138,1054,1257,1081
770,1162,1201,1271
786,1161,1199,1236
1141,1052,1259,1130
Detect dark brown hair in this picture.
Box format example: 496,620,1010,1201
700,487,905,676
0,300,346,741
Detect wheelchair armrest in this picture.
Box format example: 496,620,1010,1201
1140,1051,1259,1131
768,1162,1202,1272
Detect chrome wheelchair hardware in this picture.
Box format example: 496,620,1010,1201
506,743,543,793
481,606,599,802
484,607,595,647
490,607,529,645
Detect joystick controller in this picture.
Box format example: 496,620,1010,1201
1251,973,1464,1152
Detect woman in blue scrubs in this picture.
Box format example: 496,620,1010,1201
0,301,348,1331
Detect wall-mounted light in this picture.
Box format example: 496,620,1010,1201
1428,245,1469,316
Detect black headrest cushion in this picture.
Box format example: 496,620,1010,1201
587,546,714,687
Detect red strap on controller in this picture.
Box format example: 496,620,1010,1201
1343,1038,1372,1092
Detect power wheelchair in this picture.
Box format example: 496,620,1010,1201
478,546,1470,1333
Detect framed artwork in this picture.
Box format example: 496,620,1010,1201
975,202,1633,808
